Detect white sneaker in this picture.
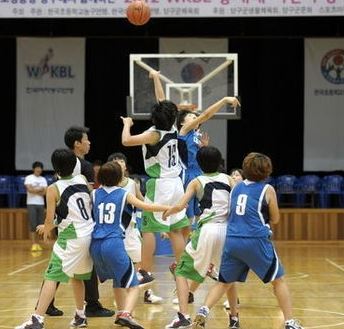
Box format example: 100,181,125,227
223,300,230,310
15,315,44,329
144,289,163,304
172,292,194,305
285,319,304,329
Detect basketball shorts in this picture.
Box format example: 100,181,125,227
90,237,138,288
219,236,285,284
44,235,93,283
124,223,142,263
142,177,189,233
175,223,227,283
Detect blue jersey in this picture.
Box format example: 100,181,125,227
228,180,272,238
178,130,202,175
92,186,132,240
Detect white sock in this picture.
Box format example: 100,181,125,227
32,314,44,323
76,309,86,318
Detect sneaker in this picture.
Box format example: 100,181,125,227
192,314,206,329
144,289,163,304
229,315,240,329
36,244,43,251
15,315,44,329
114,311,144,329
285,319,304,329
31,244,38,252
70,314,87,328
172,292,194,305
206,264,218,281
165,312,192,329
223,298,240,310
46,305,63,316
137,269,155,288
85,301,115,317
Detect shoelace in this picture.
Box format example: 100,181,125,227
287,319,302,328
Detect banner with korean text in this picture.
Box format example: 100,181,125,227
16,38,85,170
304,38,344,171
1,1,344,18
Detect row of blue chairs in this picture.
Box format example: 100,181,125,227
1,174,343,208
0,175,55,208
268,175,344,208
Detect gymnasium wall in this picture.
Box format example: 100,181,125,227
0,17,343,175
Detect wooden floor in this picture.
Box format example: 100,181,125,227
1,241,344,329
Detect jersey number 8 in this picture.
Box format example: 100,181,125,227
235,194,248,216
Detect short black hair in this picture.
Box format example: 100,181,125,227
32,161,43,170
97,162,122,187
51,149,76,177
64,126,89,150
151,100,177,131
196,146,222,173
107,152,127,164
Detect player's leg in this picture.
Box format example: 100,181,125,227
70,278,87,327
35,280,58,315
114,288,127,310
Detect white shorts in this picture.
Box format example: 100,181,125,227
45,235,93,283
124,223,142,263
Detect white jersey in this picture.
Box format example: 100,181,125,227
54,174,94,238
121,177,137,224
24,174,47,205
196,173,232,225
142,126,181,178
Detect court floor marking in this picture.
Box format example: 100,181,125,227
7,258,49,276
326,258,344,273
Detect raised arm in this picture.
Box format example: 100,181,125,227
180,96,241,135
121,116,160,147
126,193,170,212
149,70,166,102
265,185,280,225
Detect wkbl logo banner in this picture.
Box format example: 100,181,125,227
16,38,85,170
304,38,344,171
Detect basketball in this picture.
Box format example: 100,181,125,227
126,0,151,26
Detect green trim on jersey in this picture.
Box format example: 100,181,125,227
59,224,78,240
141,211,169,233
170,216,190,231
145,163,161,179
74,272,92,280
145,178,157,202
44,252,70,283
175,250,205,283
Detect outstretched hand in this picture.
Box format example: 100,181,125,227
224,97,241,108
199,132,210,147
36,224,55,243
120,116,134,127
149,70,160,79
162,204,185,220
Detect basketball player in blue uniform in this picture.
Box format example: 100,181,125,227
90,162,171,329
192,153,304,329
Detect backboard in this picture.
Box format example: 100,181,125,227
128,53,240,120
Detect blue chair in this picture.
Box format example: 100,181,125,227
0,175,15,207
264,176,275,187
319,175,344,208
296,175,321,207
45,175,56,186
13,176,27,207
275,175,298,207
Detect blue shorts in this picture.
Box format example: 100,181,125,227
90,238,138,288
182,169,201,219
219,236,285,284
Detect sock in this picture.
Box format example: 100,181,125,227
76,309,86,318
182,313,191,319
33,314,44,323
198,306,210,317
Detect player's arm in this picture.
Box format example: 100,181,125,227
162,178,200,219
227,175,236,188
180,97,241,135
36,185,58,242
126,193,170,212
265,185,280,225
134,181,145,201
121,116,160,146
25,184,43,194
149,70,165,102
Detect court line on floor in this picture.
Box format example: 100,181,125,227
7,258,49,276
326,258,344,273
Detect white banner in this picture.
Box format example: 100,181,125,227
16,38,85,170
304,38,344,171
1,1,344,18
160,38,228,166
